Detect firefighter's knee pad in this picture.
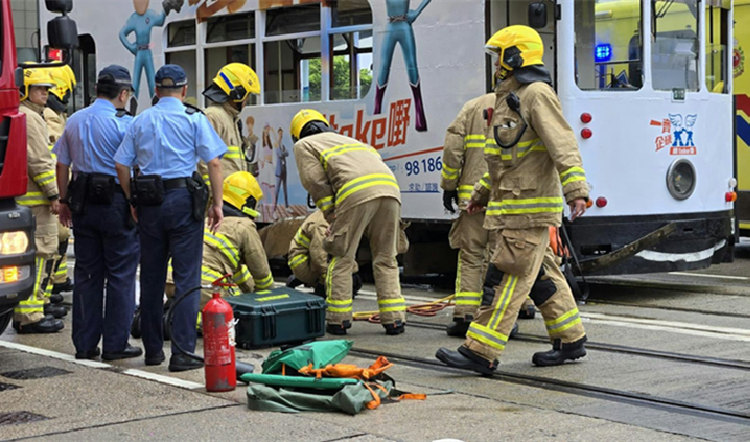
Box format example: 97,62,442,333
529,268,556,306
481,264,505,306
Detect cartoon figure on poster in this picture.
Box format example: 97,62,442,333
274,127,289,212
259,123,277,217
373,0,432,132
119,0,182,99
244,116,260,177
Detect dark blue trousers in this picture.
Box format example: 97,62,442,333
137,188,203,357
72,192,139,354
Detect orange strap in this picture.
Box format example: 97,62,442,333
396,393,427,401
297,356,394,380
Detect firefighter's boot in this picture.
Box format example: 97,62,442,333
286,275,303,288
44,303,67,319
13,317,64,334
326,320,352,335
518,301,536,319
446,317,470,338
435,345,497,376
509,322,519,339
383,320,404,335
532,336,588,367
52,278,74,294
410,81,427,132
373,83,387,115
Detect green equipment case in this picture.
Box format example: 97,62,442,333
226,288,326,349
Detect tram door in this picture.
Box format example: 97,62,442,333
485,1,557,90
71,34,96,112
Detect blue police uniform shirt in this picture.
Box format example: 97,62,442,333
53,99,132,175
114,96,227,179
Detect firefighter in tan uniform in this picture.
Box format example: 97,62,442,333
13,68,65,333
198,63,260,185
290,109,406,335
286,210,332,296
442,93,534,338
44,65,76,300
437,26,588,373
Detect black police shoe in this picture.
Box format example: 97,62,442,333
49,293,64,304
326,320,351,335
435,345,498,376
446,318,471,338
168,353,203,372
286,275,303,288
102,343,143,361
532,336,588,367
44,303,67,319
383,320,405,335
75,347,101,360
13,317,64,334
518,304,536,320
52,278,74,294
145,350,166,366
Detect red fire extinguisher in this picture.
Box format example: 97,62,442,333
203,289,236,392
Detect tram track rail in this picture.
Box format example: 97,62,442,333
583,299,750,320
348,346,750,425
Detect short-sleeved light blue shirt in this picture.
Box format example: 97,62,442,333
114,96,227,179
53,99,132,176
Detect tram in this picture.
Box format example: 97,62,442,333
35,0,736,276
735,0,750,234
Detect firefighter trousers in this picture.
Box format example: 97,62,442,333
290,252,321,287
463,227,586,362
51,220,70,284
324,197,405,325
14,206,57,325
448,210,489,320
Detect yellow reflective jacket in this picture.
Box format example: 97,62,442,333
202,216,273,293
287,210,329,276
199,101,245,184
441,93,494,209
18,101,57,207
294,131,401,221
472,76,589,229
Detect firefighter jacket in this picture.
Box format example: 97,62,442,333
199,101,245,184
287,210,329,277
43,107,66,144
202,215,274,293
18,101,57,207
294,131,401,222
441,93,495,209
471,76,588,230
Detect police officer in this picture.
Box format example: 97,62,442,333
13,68,64,334
437,26,589,374
45,65,76,300
199,63,260,184
54,65,142,360
115,64,226,372
290,109,406,335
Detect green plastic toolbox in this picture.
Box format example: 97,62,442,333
226,287,326,349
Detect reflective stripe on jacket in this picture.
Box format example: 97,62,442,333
18,101,56,206
287,210,329,276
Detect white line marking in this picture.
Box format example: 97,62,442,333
0,340,204,390
667,272,750,281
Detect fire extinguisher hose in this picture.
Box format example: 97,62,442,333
167,285,204,362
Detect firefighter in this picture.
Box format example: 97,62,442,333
290,109,406,335
44,65,76,300
200,171,273,304
436,25,589,374
441,93,534,338
13,68,64,334
198,63,260,185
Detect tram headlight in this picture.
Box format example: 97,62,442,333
666,159,696,201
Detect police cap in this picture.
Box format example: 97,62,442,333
155,64,188,88
97,65,133,90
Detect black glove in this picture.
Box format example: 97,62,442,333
443,190,458,213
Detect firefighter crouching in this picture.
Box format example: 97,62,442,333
290,109,406,335
437,25,589,374
13,68,64,334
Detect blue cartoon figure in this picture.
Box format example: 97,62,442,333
119,0,183,99
669,114,685,146
683,114,697,146
373,0,431,132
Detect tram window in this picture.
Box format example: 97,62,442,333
264,37,321,104
168,20,195,47
206,12,254,43
329,31,373,100
705,2,728,94
165,50,197,103
204,44,258,106
651,0,699,91
265,4,320,37
574,0,643,91
331,0,372,27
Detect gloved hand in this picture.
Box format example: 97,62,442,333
443,190,458,213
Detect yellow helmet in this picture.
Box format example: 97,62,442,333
485,25,544,73
20,68,55,101
290,109,329,142
205,63,260,103
223,171,263,218
47,65,77,101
